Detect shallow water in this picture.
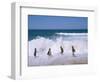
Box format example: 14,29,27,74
28,32,88,66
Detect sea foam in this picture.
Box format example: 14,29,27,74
28,33,88,66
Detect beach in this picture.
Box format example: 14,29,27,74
28,32,88,66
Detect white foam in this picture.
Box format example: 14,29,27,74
28,33,88,66
56,32,87,36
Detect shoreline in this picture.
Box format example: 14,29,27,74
28,53,88,66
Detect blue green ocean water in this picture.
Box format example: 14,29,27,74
28,29,87,41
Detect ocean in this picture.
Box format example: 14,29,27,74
28,29,88,66
28,29,87,41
